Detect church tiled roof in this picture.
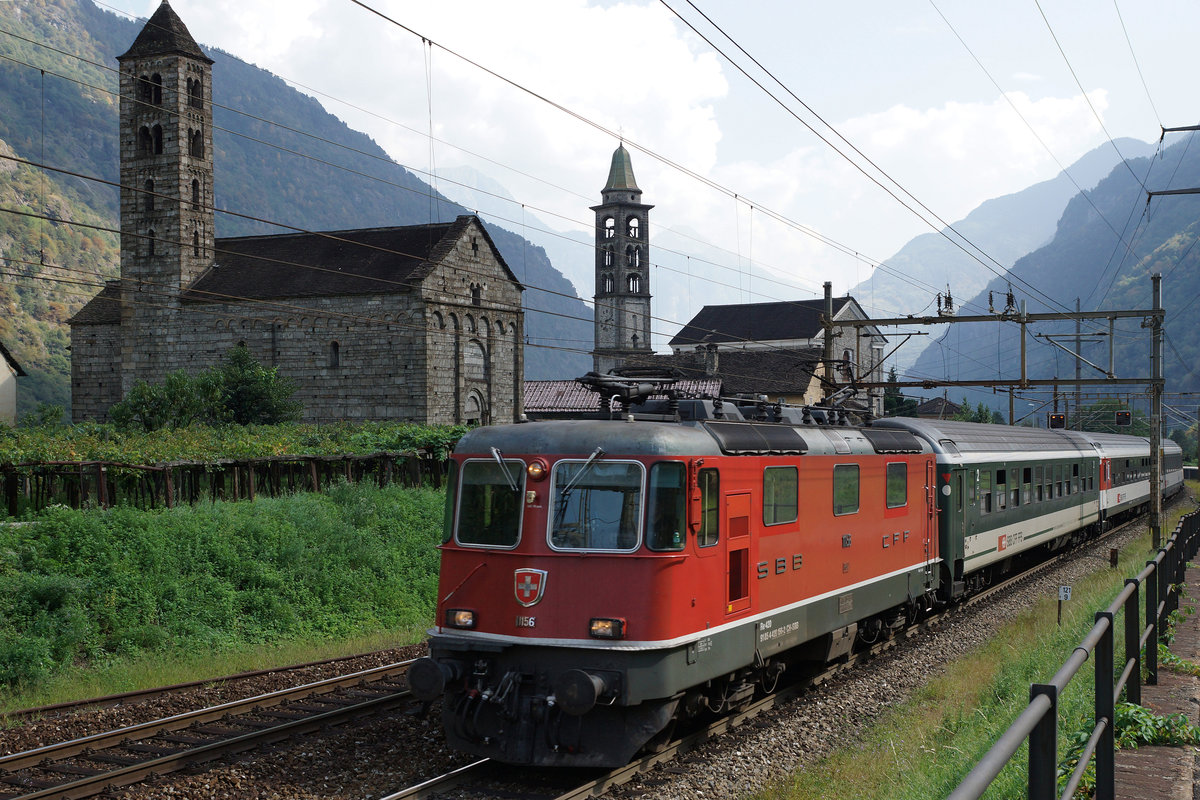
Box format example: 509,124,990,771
117,1,212,64
668,298,852,348
69,283,122,326
622,348,823,396
183,216,508,302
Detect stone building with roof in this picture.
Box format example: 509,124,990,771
69,1,523,425
0,341,25,425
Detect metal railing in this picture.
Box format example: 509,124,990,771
949,509,1200,800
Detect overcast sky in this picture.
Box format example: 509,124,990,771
113,0,1200,328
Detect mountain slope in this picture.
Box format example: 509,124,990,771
908,136,1200,400
849,139,1155,370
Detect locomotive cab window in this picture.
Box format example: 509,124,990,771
697,468,720,547
833,464,859,516
455,459,525,548
763,466,799,525
550,460,643,551
886,462,907,508
647,462,686,551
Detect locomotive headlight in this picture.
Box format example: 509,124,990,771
589,617,626,639
445,608,476,629
527,459,548,481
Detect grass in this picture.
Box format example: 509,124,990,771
0,481,446,709
754,494,1198,800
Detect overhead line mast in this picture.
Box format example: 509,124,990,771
826,274,1166,547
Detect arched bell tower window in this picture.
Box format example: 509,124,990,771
192,179,201,209
604,217,616,238
187,77,203,109
147,228,156,258
626,246,640,268
329,341,340,369
143,179,154,213
627,273,641,293
627,217,640,239
137,75,152,104
152,124,163,154
150,73,162,105
602,273,615,293
138,126,153,154
193,230,200,257
189,130,204,158
603,246,613,267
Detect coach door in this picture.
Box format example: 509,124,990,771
725,491,752,614
924,461,937,590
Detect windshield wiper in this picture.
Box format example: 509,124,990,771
560,446,605,497
490,447,519,492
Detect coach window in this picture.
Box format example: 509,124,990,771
550,460,643,551
455,459,524,547
886,462,907,508
980,470,992,513
833,464,859,516
647,462,686,551
995,469,1007,511
1022,467,1032,505
1072,464,1080,494
1035,466,1044,502
697,468,720,547
1055,465,1063,497
763,466,799,525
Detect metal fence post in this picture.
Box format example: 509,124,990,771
1029,683,1058,800
1124,578,1141,705
1095,611,1115,800
1146,559,1159,685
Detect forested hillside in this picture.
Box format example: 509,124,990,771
0,0,591,415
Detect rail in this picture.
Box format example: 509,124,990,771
1,451,445,517
948,508,1200,800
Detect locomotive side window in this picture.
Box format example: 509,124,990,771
647,462,686,551
697,468,720,547
763,466,799,525
550,461,643,551
833,464,859,516
456,460,524,547
885,462,907,508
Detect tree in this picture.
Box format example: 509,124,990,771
882,366,918,417
218,344,303,425
952,398,1005,425
109,346,301,431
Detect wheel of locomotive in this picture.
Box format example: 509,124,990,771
857,616,885,646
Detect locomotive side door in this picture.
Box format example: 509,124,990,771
924,460,937,590
725,491,752,614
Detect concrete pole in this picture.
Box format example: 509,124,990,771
823,281,834,400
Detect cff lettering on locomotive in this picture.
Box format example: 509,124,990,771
407,372,1183,767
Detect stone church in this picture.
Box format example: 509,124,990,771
69,1,524,425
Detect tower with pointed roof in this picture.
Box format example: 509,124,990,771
115,0,214,389
591,144,654,374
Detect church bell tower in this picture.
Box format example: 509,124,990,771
592,144,654,374
115,0,214,388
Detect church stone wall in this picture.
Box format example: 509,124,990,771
70,323,124,423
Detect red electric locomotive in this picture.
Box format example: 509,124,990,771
408,377,938,767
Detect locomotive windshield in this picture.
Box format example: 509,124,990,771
550,460,643,551
455,459,525,547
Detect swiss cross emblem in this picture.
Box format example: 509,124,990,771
514,569,548,607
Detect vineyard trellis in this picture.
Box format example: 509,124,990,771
1,452,444,518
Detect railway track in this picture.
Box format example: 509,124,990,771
381,506,1174,800
0,650,408,726
0,661,415,799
